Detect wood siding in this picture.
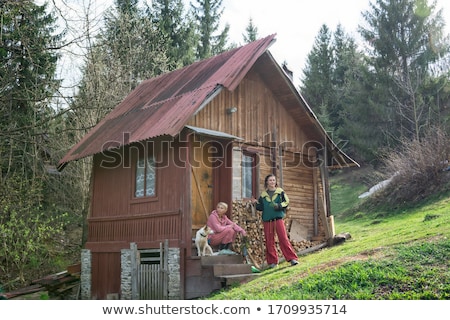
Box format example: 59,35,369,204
254,151,327,240
87,210,181,243
186,67,330,240
188,68,313,154
87,138,189,298
91,252,121,300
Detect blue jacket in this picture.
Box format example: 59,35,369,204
255,187,289,222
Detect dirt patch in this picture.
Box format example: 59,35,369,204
293,247,387,280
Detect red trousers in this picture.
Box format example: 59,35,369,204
208,227,237,246
263,219,298,265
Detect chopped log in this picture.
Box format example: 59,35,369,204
330,232,352,246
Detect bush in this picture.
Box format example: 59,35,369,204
375,126,450,205
0,175,69,290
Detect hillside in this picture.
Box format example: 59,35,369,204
3,166,448,300
205,167,450,300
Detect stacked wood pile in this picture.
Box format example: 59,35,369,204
230,200,323,269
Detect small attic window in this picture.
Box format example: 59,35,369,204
135,156,156,198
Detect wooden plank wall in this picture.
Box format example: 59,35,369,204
91,139,186,219
186,66,330,240
91,252,121,300
187,69,309,155
257,151,327,240
88,210,181,243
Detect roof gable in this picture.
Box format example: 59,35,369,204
58,34,358,170
58,35,277,170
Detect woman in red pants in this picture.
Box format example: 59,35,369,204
252,174,298,268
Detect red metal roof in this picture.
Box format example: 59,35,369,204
58,34,277,170
58,34,359,170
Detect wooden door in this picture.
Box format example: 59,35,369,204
136,241,169,300
191,136,214,231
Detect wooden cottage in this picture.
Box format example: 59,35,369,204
58,34,358,300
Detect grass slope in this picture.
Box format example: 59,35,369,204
206,169,450,300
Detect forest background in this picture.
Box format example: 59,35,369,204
1,0,449,290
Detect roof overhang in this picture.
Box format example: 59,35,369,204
184,125,244,141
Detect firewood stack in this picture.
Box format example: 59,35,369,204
231,200,320,269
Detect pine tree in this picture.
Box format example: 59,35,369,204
331,25,358,130
151,0,197,68
302,22,393,163
331,25,376,162
0,0,62,181
338,66,390,163
300,24,334,130
359,0,450,141
243,17,259,43
102,0,170,90
0,0,69,286
191,0,230,59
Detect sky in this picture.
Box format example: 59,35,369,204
38,0,450,90
220,0,370,82
219,0,450,85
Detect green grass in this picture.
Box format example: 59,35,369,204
330,180,366,215
205,174,450,300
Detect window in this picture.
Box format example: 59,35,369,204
135,156,156,198
232,149,258,200
241,154,254,199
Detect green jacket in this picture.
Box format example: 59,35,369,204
255,187,289,222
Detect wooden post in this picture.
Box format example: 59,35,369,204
313,168,318,237
162,240,169,299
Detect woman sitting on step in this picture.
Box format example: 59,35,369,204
207,202,246,250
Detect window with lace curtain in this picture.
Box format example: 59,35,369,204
135,156,156,198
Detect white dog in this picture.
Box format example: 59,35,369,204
195,225,214,256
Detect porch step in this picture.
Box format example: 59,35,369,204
188,251,259,299
219,273,261,286
198,253,261,287
200,254,244,266
213,263,252,276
